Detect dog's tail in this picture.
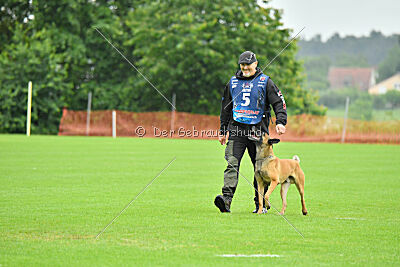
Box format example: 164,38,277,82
292,155,300,162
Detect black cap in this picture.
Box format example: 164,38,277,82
238,51,257,64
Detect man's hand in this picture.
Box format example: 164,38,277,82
276,124,286,135
219,132,229,145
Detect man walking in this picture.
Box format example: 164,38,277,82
214,51,287,213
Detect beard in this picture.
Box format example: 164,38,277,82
242,70,251,77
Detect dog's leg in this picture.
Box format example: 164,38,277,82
255,176,264,214
264,178,279,210
295,171,308,215
280,181,290,215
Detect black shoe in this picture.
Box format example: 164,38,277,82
214,195,231,213
252,206,258,213
252,203,259,213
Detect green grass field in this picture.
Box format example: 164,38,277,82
1,135,399,266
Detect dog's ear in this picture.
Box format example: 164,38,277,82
267,138,280,145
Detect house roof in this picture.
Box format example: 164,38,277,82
328,67,375,90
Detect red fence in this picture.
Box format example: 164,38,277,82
58,108,400,144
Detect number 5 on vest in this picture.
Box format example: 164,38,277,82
242,92,251,106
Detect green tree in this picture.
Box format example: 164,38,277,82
0,0,135,133
31,0,135,111
298,31,399,66
378,45,400,82
0,24,72,133
0,0,325,134
124,0,325,115
0,0,33,51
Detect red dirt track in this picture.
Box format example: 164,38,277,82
58,109,400,144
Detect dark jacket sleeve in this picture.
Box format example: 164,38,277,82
220,81,232,135
266,79,287,126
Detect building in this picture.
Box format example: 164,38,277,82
328,67,376,91
368,73,400,94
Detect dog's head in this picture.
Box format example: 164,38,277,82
257,133,280,158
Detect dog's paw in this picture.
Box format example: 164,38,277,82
257,208,268,214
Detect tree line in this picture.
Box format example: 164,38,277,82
0,0,324,134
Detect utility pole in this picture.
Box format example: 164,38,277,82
170,93,176,132
86,92,92,136
26,81,32,136
341,97,350,143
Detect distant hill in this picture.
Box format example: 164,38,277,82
298,31,400,66
297,31,400,91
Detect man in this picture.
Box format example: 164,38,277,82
214,51,287,213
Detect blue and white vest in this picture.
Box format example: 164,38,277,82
230,74,269,124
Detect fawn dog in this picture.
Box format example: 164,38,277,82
254,134,308,215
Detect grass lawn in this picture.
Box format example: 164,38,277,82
1,135,399,266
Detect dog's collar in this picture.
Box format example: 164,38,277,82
256,155,275,162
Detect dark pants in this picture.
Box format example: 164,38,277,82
222,135,269,206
